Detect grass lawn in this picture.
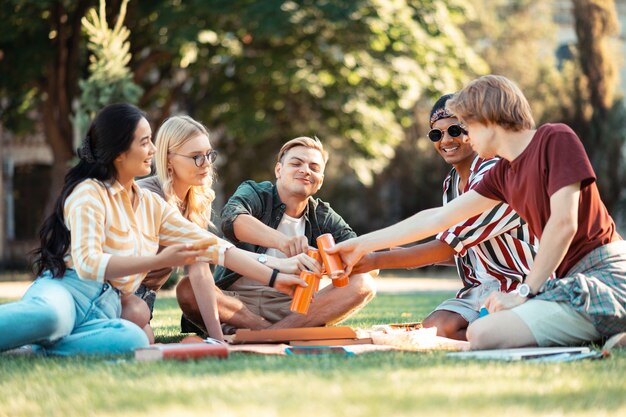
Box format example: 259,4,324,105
1,292,624,417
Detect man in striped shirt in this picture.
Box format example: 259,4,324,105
352,94,543,340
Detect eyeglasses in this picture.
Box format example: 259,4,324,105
170,150,218,167
427,124,468,142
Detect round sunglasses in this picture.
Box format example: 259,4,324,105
427,124,468,142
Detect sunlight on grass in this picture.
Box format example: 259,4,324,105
1,293,625,417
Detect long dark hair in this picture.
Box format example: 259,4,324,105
32,103,146,277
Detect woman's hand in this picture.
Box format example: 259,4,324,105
273,273,307,296
324,237,366,276
273,252,322,275
484,291,527,313
156,244,204,268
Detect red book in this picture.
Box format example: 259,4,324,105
135,343,228,361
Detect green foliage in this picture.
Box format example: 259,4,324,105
0,0,70,134
74,0,142,138
3,0,625,236
462,0,570,123
125,0,485,191
460,0,625,215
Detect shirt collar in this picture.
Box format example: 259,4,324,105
272,183,286,211
469,155,485,174
443,155,485,193
106,179,145,201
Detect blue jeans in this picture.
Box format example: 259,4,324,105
0,269,148,356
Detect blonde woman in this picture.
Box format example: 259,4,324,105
133,115,221,342
132,116,314,340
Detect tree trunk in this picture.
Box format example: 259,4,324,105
40,0,92,216
42,99,74,216
0,124,4,264
571,0,623,212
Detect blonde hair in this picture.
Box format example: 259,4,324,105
277,136,329,164
447,75,535,131
154,115,215,229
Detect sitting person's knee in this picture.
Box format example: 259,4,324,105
121,295,151,328
349,273,377,301
466,320,492,350
175,276,198,314
423,315,454,337
423,311,468,339
112,319,150,350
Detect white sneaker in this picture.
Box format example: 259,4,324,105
204,337,228,346
3,345,35,356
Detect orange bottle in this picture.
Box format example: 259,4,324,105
316,233,349,287
290,249,322,314
290,271,318,314
290,249,323,314
306,248,323,291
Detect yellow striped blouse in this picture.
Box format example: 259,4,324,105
63,179,229,294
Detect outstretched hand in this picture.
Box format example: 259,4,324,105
324,238,366,276
274,273,307,296
157,244,205,268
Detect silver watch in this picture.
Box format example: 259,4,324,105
257,254,268,264
517,283,536,299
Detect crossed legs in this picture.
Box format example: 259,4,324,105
176,273,376,332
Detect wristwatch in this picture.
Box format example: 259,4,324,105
257,254,268,265
517,283,537,299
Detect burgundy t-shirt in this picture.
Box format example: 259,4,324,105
474,123,620,277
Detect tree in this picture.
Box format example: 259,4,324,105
122,0,485,195
0,0,94,215
568,0,625,212
462,0,568,123
74,0,142,139
1,0,485,236
462,0,625,214
346,0,570,232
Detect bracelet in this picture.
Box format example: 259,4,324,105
268,268,279,288
217,245,227,266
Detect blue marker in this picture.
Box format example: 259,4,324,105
479,305,489,318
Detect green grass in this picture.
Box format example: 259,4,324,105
1,292,625,417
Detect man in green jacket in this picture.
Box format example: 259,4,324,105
177,136,376,332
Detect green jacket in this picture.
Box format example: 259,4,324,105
214,180,356,288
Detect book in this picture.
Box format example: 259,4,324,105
285,346,355,356
289,338,373,346
135,343,228,361
447,346,592,361
231,326,359,344
285,344,396,356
